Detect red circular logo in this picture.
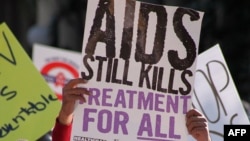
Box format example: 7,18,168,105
41,62,79,100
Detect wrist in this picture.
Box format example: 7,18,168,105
58,109,73,125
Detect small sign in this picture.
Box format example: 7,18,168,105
32,44,82,100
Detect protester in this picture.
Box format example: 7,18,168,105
52,78,211,141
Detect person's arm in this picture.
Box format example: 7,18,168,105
52,117,72,141
186,109,212,141
52,78,90,141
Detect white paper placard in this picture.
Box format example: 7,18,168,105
72,0,204,140
191,44,250,141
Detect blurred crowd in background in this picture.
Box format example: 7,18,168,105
1,0,250,140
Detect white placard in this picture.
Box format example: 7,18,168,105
192,44,250,141
72,0,204,140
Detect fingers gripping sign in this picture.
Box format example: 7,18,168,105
59,78,91,125
63,78,91,103
186,109,211,141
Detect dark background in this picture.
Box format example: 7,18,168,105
1,0,250,140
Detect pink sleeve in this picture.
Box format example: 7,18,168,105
52,118,72,141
